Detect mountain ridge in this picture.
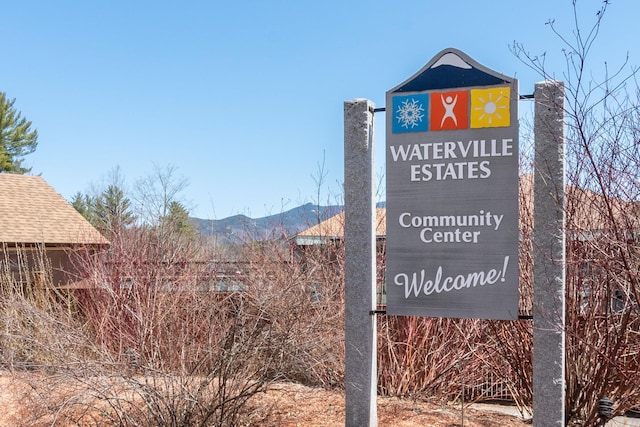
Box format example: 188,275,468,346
191,201,386,243
190,203,344,243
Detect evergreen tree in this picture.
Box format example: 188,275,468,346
71,192,96,223
71,186,135,237
0,92,38,173
93,185,136,236
162,201,196,241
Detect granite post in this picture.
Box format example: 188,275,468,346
344,98,377,427
533,80,566,427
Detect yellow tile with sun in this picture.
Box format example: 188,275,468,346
470,86,510,128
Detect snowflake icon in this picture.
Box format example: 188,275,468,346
396,98,425,129
392,94,429,133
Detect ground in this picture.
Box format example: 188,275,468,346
250,383,531,427
0,373,531,426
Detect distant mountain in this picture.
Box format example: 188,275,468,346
191,203,344,244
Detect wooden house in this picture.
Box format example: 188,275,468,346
0,173,108,290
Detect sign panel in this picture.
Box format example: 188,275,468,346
385,48,519,319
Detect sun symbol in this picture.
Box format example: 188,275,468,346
470,87,511,128
396,98,425,129
474,93,505,124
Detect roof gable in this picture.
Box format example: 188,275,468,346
296,208,386,243
0,174,108,245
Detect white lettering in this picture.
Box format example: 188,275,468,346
393,257,510,298
398,211,504,230
420,228,481,243
390,139,514,163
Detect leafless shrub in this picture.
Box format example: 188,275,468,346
512,1,640,423
378,316,467,399
237,233,346,389
0,229,288,425
29,290,282,427
66,228,296,426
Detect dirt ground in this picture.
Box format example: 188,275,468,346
250,383,531,427
0,373,531,426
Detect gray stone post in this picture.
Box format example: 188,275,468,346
533,80,566,427
344,99,377,427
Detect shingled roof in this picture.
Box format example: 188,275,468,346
0,173,108,245
296,176,640,246
295,208,386,245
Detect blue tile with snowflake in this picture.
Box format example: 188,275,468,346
392,94,429,133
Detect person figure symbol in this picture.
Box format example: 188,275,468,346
440,94,458,127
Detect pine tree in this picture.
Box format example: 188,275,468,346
93,185,136,236
71,192,95,222
162,201,196,241
0,92,38,173
71,186,136,238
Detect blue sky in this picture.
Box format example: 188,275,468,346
2,0,638,219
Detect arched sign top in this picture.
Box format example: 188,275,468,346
391,48,513,93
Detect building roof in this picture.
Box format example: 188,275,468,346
0,173,108,245
296,175,640,245
295,208,386,245
519,173,640,233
